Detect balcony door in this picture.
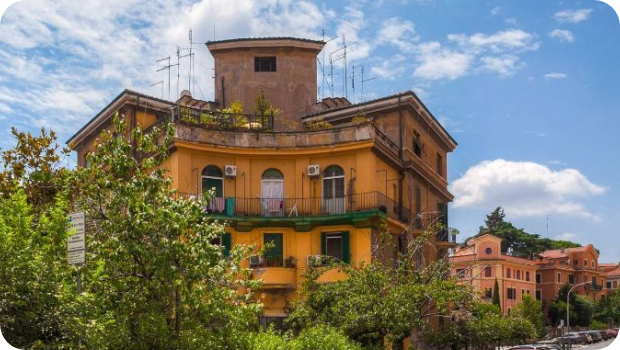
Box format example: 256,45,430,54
323,166,345,215
261,169,284,217
202,165,224,213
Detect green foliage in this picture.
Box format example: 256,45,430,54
594,289,620,324
492,279,501,311
548,286,593,327
219,101,248,129
65,114,263,349
590,320,608,330
351,114,371,125
426,302,537,350
253,88,279,130
291,325,362,350
288,230,474,349
305,121,333,131
0,190,72,348
0,127,71,210
513,295,547,338
476,207,580,257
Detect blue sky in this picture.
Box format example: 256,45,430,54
0,0,618,262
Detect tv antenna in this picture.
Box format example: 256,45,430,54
329,35,360,100
360,66,376,102
151,80,164,99
318,30,338,100
156,56,175,101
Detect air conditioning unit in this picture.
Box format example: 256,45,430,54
224,165,237,177
307,165,320,177
249,255,264,268
307,255,324,267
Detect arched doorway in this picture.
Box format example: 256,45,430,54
202,165,224,213
261,168,284,217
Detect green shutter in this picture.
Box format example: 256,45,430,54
222,233,232,257
264,234,283,266
342,231,350,264
321,233,326,256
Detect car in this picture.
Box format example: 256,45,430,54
508,345,552,350
597,330,610,340
585,331,602,342
567,332,590,344
607,329,618,338
554,335,585,345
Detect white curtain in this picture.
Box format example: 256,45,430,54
262,180,283,216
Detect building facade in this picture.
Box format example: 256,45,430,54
67,37,458,332
601,263,620,293
534,245,607,304
451,234,537,315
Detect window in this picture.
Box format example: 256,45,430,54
485,248,493,255
536,290,542,300
592,261,595,268
202,165,224,213
436,153,443,176
437,203,448,227
259,316,287,331
211,233,232,256
526,271,530,281
254,57,276,72
557,273,561,283
484,288,493,298
608,281,613,289
592,276,597,288
261,169,284,217
506,268,511,279
569,275,575,284
574,259,578,266
485,266,492,277
614,281,618,289
456,269,465,278
522,289,526,299
517,270,521,280
323,166,345,214
507,288,517,300
584,259,588,267
322,232,350,263
414,185,422,229
413,130,422,156
536,273,541,283
263,233,283,267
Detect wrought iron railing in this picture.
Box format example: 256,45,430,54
176,191,411,224
175,105,274,131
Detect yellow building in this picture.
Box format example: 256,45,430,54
68,37,458,328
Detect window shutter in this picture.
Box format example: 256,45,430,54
321,233,326,256
342,231,350,264
222,233,232,257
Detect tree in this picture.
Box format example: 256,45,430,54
287,228,474,349
594,289,620,325
548,283,593,327
492,278,501,311
63,114,264,349
476,207,580,258
513,295,547,338
0,190,72,348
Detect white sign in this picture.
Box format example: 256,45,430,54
68,250,85,265
68,212,86,265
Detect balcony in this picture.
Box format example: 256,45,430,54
177,191,411,231
435,228,457,244
252,267,297,290
175,105,274,131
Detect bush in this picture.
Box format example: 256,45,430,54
305,121,333,131
291,325,362,350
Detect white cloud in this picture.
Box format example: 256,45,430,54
377,17,418,52
490,6,501,15
505,18,518,26
449,29,540,53
544,73,568,79
413,42,473,80
480,55,523,77
0,0,332,135
555,232,577,241
450,159,606,221
554,9,593,23
549,29,575,42
370,54,407,80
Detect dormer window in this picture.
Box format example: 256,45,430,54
255,57,276,72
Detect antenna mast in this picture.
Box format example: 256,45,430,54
361,66,376,102
156,56,174,100
151,80,164,99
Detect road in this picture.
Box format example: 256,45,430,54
577,338,618,350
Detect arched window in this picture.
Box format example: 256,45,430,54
262,168,284,180
323,165,345,214
261,168,284,216
202,165,224,212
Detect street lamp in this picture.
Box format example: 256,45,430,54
566,281,591,350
